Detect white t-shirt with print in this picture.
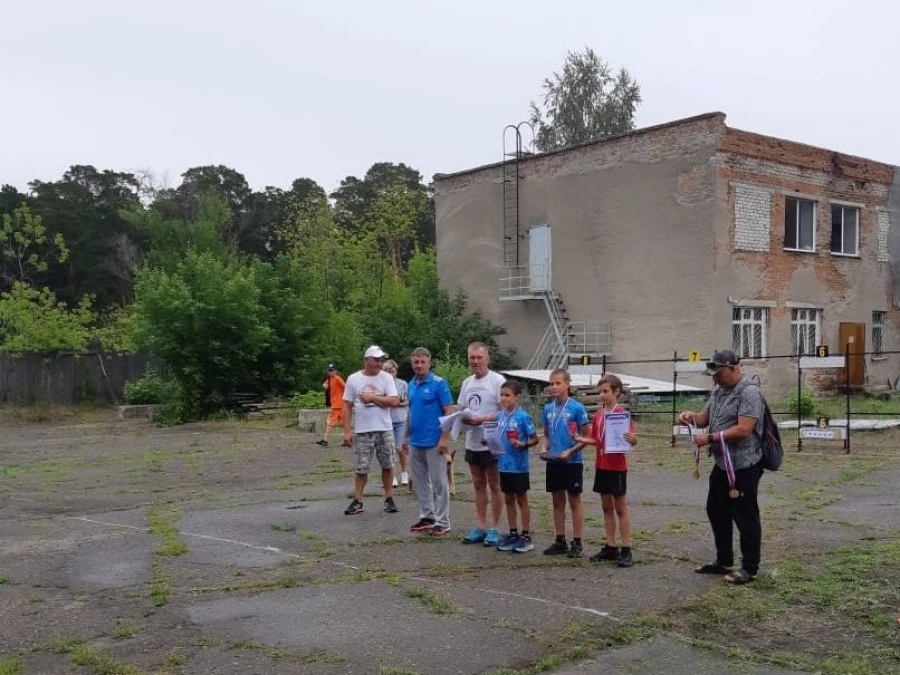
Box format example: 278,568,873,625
343,370,398,433
458,370,505,451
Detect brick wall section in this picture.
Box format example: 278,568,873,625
719,132,894,305
721,129,895,185
733,184,771,251
878,210,891,262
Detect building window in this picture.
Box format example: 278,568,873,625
784,196,816,252
732,307,768,358
831,205,860,256
872,311,885,357
790,308,821,356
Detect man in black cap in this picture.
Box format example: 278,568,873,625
678,349,767,585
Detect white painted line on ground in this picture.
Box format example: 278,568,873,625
406,574,621,622
66,516,618,621
65,516,302,559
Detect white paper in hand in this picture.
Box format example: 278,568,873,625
439,408,472,441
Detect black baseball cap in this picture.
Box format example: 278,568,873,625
705,349,740,375
326,363,336,371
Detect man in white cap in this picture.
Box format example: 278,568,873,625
342,346,400,515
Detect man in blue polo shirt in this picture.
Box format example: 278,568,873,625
402,347,455,537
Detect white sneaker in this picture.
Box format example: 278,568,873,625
392,476,399,488
401,472,409,485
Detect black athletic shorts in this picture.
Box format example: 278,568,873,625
545,462,583,495
500,472,530,495
465,449,497,468
593,469,627,496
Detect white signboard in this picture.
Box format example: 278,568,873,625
799,356,845,369
799,427,847,440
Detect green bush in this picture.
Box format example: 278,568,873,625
291,390,326,410
432,352,470,399
124,369,176,405
780,387,816,417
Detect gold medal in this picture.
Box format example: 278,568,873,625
692,467,700,480
728,488,740,499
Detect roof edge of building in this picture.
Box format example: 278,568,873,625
432,111,727,183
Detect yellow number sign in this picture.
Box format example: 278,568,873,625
687,350,701,363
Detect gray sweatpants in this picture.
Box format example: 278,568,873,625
409,445,450,528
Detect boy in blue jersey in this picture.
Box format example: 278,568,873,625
539,368,592,558
495,380,539,553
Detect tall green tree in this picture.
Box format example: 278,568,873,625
0,204,69,289
132,251,328,418
29,165,141,307
331,162,435,254
529,47,641,151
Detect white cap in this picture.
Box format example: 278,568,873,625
364,345,388,359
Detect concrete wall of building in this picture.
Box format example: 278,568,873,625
434,115,900,396
715,128,899,393
434,113,727,382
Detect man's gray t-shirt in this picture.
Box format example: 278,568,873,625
703,377,765,470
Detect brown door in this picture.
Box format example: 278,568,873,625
838,322,866,386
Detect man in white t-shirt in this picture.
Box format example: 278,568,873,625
458,341,506,546
342,345,400,515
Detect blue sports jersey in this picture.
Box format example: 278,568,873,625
541,397,591,464
496,407,536,474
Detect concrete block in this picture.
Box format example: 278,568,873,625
297,408,327,433
117,404,159,420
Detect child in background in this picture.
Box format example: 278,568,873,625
495,380,539,553
576,374,637,567
539,369,592,558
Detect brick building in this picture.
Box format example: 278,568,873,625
433,112,900,394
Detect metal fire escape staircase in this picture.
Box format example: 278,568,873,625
500,124,610,371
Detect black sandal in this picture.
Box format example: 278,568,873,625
724,569,755,585
694,562,733,575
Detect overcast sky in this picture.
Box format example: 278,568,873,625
3,0,897,194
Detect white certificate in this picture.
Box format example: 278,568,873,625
604,412,632,453
483,421,505,456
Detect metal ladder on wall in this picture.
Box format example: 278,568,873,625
502,124,533,269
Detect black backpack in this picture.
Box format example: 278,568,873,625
759,400,783,471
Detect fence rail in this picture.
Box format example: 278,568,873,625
584,348,900,455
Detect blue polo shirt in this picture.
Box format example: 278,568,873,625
407,372,453,448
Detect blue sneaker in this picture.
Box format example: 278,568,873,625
496,533,519,551
462,526,486,544
483,528,501,547
513,535,534,553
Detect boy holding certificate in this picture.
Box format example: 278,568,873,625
539,369,592,558
576,375,637,567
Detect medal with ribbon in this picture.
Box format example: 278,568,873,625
549,399,572,454
687,425,701,479
715,434,741,499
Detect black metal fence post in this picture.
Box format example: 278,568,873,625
845,344,851,454
797,348,803,453
671,351,678,447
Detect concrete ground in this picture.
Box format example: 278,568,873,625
0,414,897,674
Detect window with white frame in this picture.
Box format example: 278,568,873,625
872,311,885,356
790,308,821,356
784,196,816,252
831,205,860,256
732,307,768,358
